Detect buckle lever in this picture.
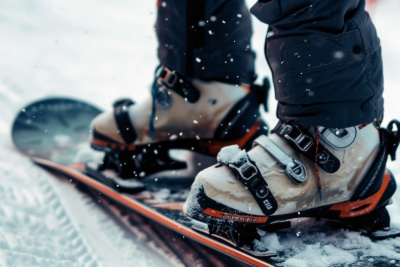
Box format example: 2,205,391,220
286,159,307,183
158,67,178,88
229,157,258,181
283,125,314,152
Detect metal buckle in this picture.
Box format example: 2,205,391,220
283,125,314,152
286,159,307,183
228,156,258,181
158,67,178,88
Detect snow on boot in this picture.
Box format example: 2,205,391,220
184,120,400,248
90,66,269,178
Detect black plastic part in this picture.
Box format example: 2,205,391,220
253,77,270,112
113,98,137,144
259,221,292,232
214,78,270,141
85,164,145,193
341,206,391,233
98,149,187,179
272,122,340,173
208,225,261,249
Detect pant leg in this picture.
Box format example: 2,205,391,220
155,0,256,85
251,0,384,128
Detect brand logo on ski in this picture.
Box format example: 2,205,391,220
202,208,269,223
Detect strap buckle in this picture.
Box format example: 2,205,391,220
157,67,178,88
229,156,258,181
253,135,308,184
154,66,200,103
283,125,314,152
286,159,307,183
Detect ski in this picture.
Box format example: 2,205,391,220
12,97,276,267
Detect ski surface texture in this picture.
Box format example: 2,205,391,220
12,97,275,267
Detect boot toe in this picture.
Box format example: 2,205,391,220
90,111,125,144
184,163,264,220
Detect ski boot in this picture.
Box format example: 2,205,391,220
184,120,400,252
90,66,270,179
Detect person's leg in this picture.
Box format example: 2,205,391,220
251,0,383,128
184,0,399,242
90,1,269,177
156,0,256,85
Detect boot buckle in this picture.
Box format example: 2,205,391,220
283,125,314,152
157,67,178,88
229,156,258,181
286,159,307,183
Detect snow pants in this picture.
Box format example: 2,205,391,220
155,0,384,128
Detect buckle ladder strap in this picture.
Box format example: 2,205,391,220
272,122,340,173
218,149,278,216
156,66,200,103
113,99,137,144
253,136,307,184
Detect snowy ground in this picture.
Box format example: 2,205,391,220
0,0,399,266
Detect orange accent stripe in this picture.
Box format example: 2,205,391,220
330,171,391,218
92,138,137,151
203,208,269,224
32,157,273,267
199,120,263,155
68,163,86,171
242,86,251,94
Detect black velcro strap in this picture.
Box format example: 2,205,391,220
157,67,200,103
113,99,137,144
219,152,278,216
272,122,340,173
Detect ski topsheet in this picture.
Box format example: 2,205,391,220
12,97,275,267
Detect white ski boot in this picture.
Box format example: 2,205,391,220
90,66,269,177
184,120,400,248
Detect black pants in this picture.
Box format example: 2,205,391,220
155,0,383,128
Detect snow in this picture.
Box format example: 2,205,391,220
217,145,242,164
0,0,400,266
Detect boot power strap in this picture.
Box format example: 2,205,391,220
113,99,137,144
272,122,340,173
217,148,278,216
156,66,200,103
253,136,307,184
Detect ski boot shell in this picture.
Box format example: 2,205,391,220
184,120,400,235
90,66,270,177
